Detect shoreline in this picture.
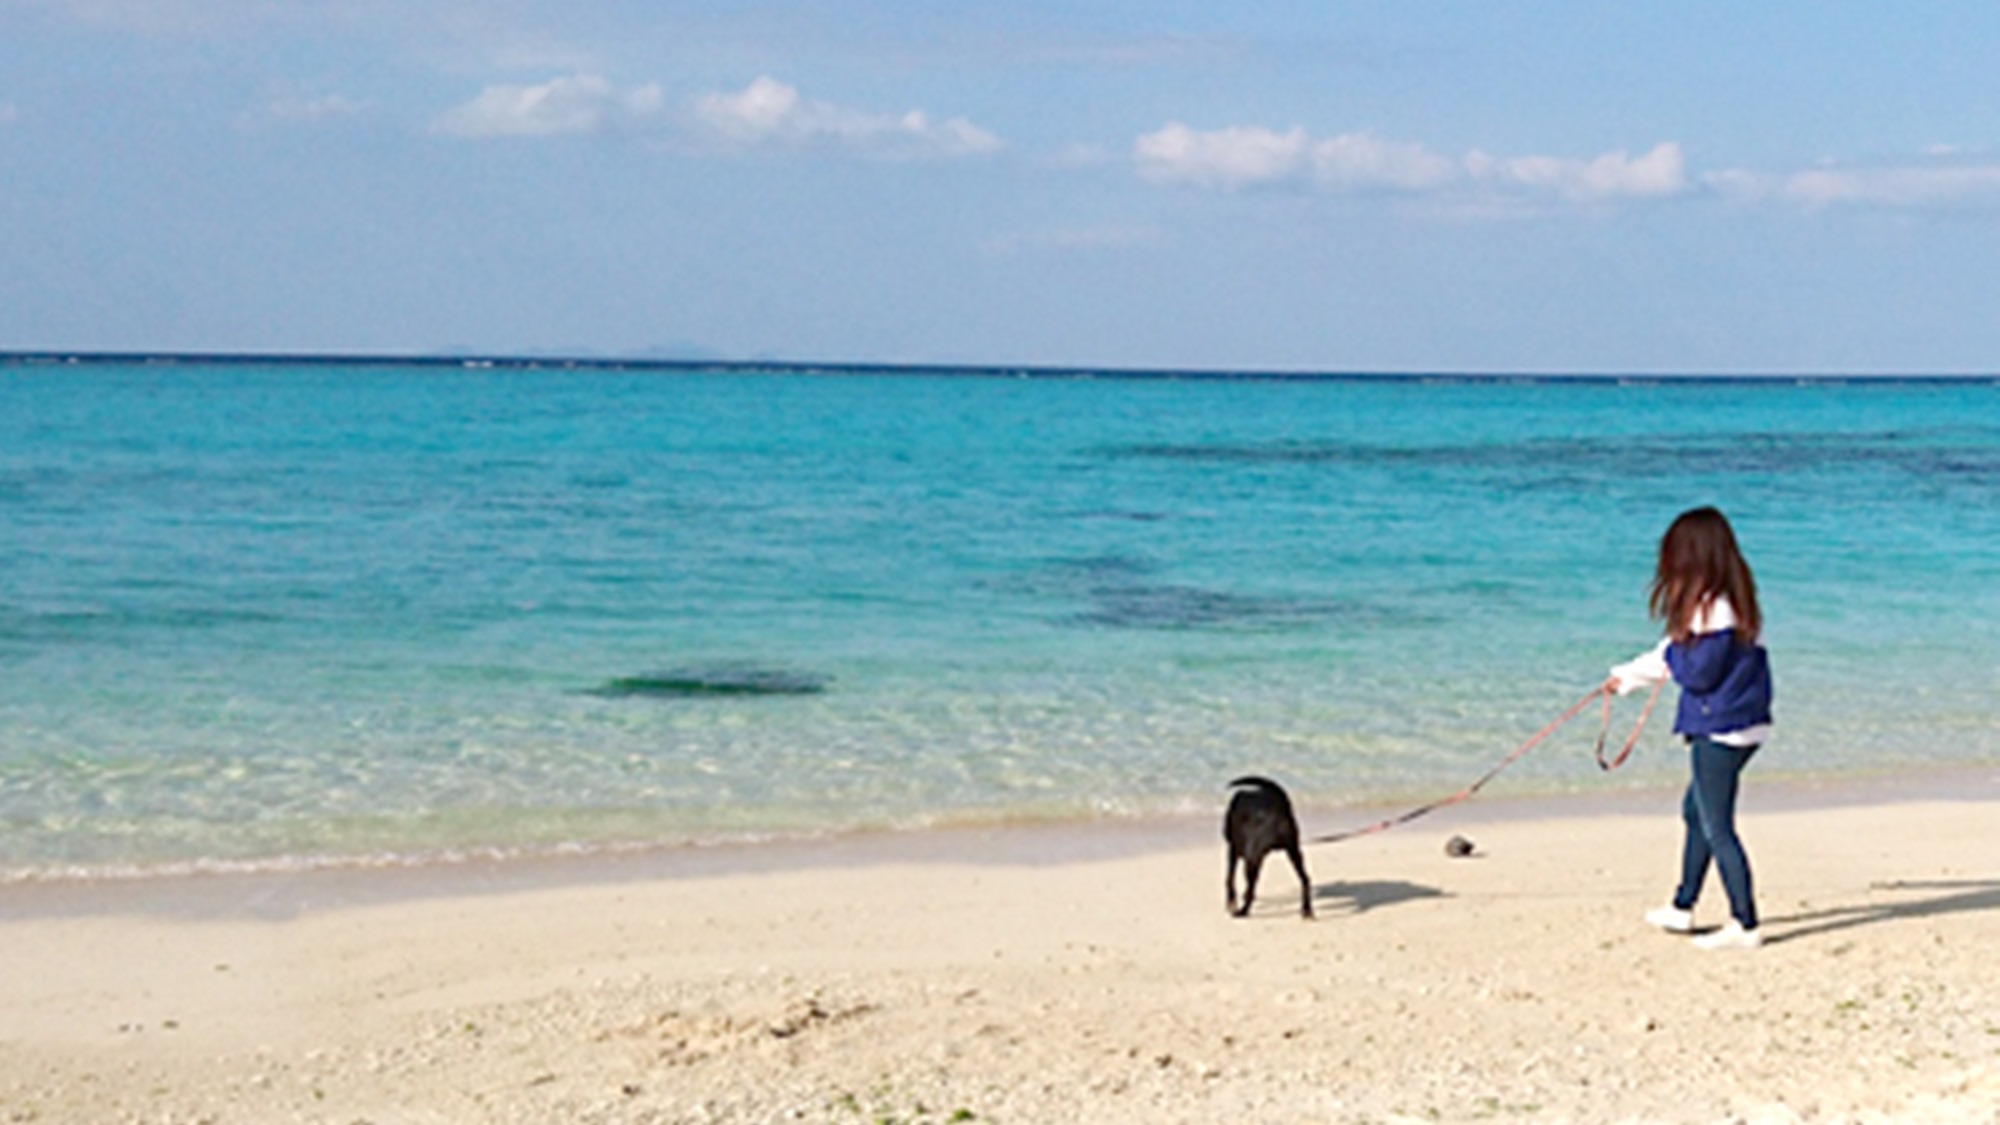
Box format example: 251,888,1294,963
7,758,1997,923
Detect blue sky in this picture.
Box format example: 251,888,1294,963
3,2,1998,373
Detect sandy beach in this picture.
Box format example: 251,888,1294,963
4,772,1999,1125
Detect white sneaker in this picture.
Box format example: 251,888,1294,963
1644,906,1694,933
1692,922,1764,951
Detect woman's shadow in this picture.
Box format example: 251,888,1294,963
1761,878,2000,945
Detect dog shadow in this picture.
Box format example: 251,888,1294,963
1761,878,2000,946
1310,878,1446,915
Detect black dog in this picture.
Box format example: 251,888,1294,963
1224,775,1313,919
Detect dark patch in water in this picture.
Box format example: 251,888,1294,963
1067,508,1173,523
1042,553,1159,582
0,604,286,646
1099,431,2000,490
1068,581,1414,633
989,554,1417,634
1070,584,1308,630
583,665,829,699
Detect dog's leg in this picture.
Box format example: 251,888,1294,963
1283,842,1314,919
1237,852,1264,917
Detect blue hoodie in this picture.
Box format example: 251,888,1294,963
1664,629,1773,738
1610,597,1773,746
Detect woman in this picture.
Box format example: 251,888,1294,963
1607,507,1774,951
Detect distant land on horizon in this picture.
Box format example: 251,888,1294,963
1,349,1996,385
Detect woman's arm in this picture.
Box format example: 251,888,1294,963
1608,639,1669,695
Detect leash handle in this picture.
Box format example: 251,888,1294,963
1594,677,1665,771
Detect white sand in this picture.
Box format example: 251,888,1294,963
4,776,2000,1124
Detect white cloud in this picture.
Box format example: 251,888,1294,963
1134,122,1687,207
1133,119,2000,217
1705,160,2000,209
694,76,1001,157
434,73,663,139
1312,131,1462,193
697,76,800,138
1134,122,1307,188
1467,142,1686,202
429,72,998,157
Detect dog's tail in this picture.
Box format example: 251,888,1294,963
1226,775,1294,809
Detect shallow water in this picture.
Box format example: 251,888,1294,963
2,361,1995,878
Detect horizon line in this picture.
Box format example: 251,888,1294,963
2,349,1996,384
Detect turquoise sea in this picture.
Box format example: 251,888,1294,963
2,359,1996,881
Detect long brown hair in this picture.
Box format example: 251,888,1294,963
1648,507,1761,644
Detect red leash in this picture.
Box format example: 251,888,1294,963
1309,679,1660,845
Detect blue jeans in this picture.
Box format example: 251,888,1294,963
1674,736,1759,929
